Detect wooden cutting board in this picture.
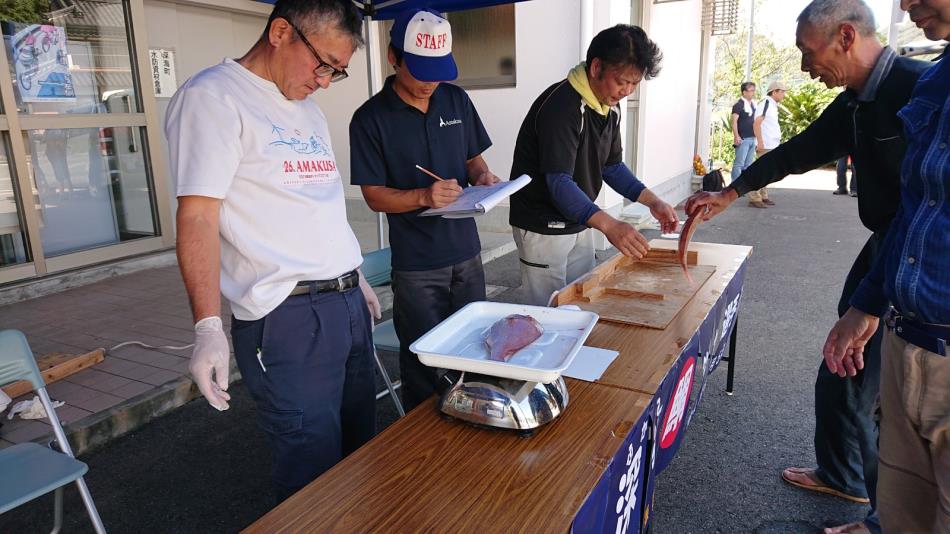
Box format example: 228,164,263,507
551,250,716,329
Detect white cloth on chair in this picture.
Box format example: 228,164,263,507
7,395,64,420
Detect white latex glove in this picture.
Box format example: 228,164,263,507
190,316,231,411
357,270,382,322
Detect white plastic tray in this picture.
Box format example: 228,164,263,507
410,302,599,383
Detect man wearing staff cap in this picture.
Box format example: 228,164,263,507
350,8,500,412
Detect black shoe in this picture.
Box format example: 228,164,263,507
832,190,848,195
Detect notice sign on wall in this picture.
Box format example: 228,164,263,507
149,48,177,98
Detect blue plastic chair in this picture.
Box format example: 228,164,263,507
0,329,106,533
361,247,392,288
362,248,405,417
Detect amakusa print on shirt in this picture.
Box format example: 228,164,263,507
269,118,339,186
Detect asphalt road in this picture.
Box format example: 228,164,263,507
0,187,873,533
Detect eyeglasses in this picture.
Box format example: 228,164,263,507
289,21,348,82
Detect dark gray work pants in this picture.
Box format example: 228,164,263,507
392,255,486,412
814,234,884,531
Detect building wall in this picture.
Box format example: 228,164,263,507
143,0,708,236
463,0,580,185
143,0,270,219
637,0,704,202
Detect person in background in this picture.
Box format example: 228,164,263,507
753,79,786,206
167,0,379,504
731,81,763,207
508,24,677,307
834,156,858,196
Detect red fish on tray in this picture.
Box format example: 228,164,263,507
485,314,544,362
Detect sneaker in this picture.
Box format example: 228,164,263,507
748,200,768,208
849,191,858,197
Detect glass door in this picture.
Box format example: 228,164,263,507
0,136,29,267
0,0,169,284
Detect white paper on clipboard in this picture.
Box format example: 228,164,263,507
420,174,531,218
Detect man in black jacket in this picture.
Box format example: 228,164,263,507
686,1,929,532
509,25,677,306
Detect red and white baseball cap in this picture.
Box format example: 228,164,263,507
390,8,458,82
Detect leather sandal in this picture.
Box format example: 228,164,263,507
781,467,870,504
823,521,871,534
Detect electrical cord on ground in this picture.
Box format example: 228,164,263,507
107,341,194,353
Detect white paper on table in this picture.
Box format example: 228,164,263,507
562,346,620,382
420,174,531,218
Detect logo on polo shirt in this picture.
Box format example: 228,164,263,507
439,116,462,127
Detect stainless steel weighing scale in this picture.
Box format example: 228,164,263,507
437,371,569,436
412,302,598,436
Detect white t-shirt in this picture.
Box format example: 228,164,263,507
166,58,362,321
754,96,782,150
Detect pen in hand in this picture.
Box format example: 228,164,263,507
415,164,445,182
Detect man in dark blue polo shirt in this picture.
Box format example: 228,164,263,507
350,8,497,412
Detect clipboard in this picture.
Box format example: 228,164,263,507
420,175,531,219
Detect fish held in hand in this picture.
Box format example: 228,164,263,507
486,314,544,362
678,206,703,284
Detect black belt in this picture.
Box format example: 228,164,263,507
288,270,359,297
885,308,949,356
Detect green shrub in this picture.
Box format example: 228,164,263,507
778,81,840,141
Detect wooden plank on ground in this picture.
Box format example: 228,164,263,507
2,348,105,398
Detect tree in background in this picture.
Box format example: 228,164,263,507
709,28,839,172
778,80,839,141
0,0,52,25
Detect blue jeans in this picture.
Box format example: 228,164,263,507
814,234,884,532
731,137,756,181
836,157,857,194
231,285,376,502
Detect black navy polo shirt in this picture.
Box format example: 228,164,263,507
731,98,756,139
509,79,623,235
350,76,492,271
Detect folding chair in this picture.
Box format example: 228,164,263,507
362,248,405,417
0,329,106,533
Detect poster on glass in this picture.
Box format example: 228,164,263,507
10,24,75,102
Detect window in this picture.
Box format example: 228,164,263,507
2,0,139,114
24,126,156,256
0,0,166,283
446,5,515,89
0,137,28,266
378,5,516,89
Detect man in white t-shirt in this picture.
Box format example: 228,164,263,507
165,0,379,503
752,80,787,206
